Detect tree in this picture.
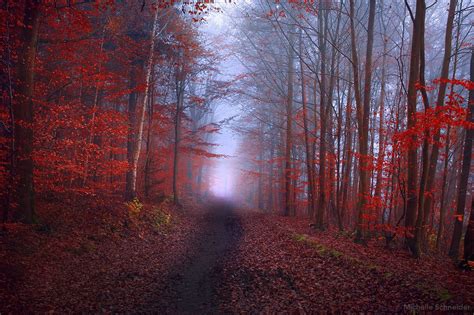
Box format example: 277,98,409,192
128,7,160,200
350,0,376,243
450,47,473,259
418,0,457,254
299,31,315,218
404,0,425,255
284,29,295,216
13,0,41,223
315,2,328,229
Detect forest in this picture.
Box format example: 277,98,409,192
1,0,473,313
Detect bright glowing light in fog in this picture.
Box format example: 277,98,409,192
210,165,234,197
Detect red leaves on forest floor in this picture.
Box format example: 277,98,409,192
217,212,474,313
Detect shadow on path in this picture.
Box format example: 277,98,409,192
150,199,242,314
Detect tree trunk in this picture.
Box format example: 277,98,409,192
419,0,458,254
82,26,106,188
373,27,388,214
350,0,376,242
13,0,41,223
464,198,474,261
405,0,425,254
173,77,185,205
125,66,138,200
340,81,353,231
268,135,275,211
316,5,327,229
436,125,451,250
284,30,294,216
413,7,431,257
258,122,265,210
449,47,473,259
299,32,315,218
144,82,155,199
129,8,160,200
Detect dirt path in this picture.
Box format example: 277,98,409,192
3,202,472,313
153,200,242,314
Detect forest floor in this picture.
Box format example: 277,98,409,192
1,198,473,313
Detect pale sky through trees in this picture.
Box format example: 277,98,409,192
200,3,243,198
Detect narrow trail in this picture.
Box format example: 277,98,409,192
154,200,242,314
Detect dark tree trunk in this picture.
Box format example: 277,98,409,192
13,0,41,223
405,0,425,254
464,198,474,261
173,78,185,205
125,66,138,201
316,5,327,229
352,0,376,243
418,0,457,255
450,47,474,259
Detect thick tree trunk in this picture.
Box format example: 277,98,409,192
413,9,430,257
449,47,473,259
464,198,474,261
13,0,41,223
405,0,425,254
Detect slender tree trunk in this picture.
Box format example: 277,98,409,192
129,8,159,200
340,82,353,230
326,10,341,228
82,26,106,187
299,32,315,218
316,6,327,228
449,47,474,259
144,83,155,199
127,9,159,198
284,30,295,216
13,0,41,223
258,122,264,210
125,66,138,200
268,135,275,211
374,33,388,212
173,77,185,205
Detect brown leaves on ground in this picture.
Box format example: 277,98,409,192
1,204,473,313
0,197,201,313
217,212,474,313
